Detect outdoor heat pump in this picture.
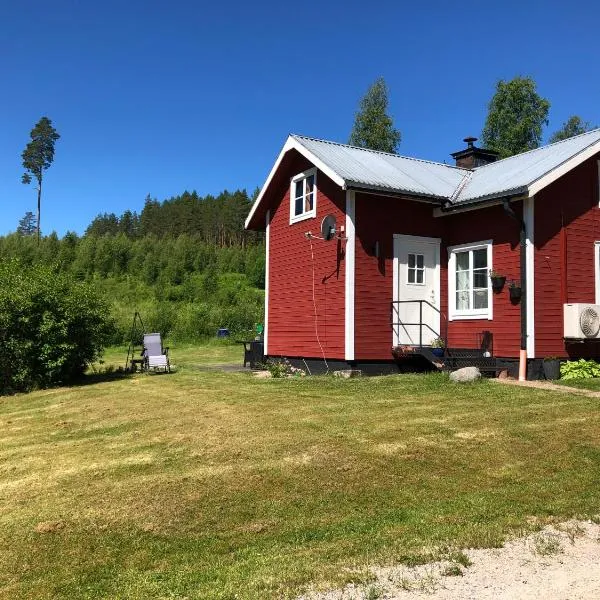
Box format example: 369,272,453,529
564,303,600,339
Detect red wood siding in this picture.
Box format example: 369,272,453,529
534,155,600,358
443,204,522,357
354,196,523,359
267,151,346,358
354,194,444,359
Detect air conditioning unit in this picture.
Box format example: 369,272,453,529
564,303,600,339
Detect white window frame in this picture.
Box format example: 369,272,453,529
448,240,493,321
406,252,426,286
289,168,317,224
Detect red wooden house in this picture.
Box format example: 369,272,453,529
245,130,600,378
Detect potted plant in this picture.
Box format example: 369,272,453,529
430,337,445,357
508,280,522,303
543,356,561,380
489,269,506,292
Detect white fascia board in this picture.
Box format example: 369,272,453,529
244,136,347,230
344,191,355,361
524,196,535,358
528,140,600,197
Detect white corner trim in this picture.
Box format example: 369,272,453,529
245,136,346,230
528,140,600,197
447,240,493,321
345,191,355,361
524,196,535,358
264,209,270,356
392,236,400,347
595,242,600,305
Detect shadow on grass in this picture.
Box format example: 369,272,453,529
71,369,135,387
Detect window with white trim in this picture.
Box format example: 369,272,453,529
290,168,316,223
448,240,493,320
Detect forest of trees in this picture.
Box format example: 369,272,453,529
4,188,265,345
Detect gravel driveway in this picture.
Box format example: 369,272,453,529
300,521,600,600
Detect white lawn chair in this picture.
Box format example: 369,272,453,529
142,333,170,373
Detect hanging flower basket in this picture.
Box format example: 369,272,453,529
509,282,522,303
489,270,506,293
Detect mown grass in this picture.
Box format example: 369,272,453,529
1,348,600,599
554,378,600,391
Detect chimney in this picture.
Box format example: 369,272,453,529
451,137,499,169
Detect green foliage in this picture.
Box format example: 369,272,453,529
21,116,60,241
349,77,401,153
482,76,550,158
560,359,600,380
549,115,594,143
0,261,111,393
16,211,37,236
2,183,266,351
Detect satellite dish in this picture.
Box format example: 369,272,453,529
321,215,337,241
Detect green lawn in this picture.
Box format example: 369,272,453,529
553,378,600,391
1,346,600,599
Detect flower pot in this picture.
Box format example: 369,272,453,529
509,286,522,303
543,359,561,380
490,275,506,292
431,348,445,358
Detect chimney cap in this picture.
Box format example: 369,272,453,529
463,136,478,148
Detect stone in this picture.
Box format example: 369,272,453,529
450,366,481,383
333,369,362,378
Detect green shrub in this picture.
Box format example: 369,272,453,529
0,261,112,393
560,359,600,380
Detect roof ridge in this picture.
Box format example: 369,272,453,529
290,134,469,172
473,127,600,171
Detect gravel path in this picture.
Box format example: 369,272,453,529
492,378,600,398
299,521,600,600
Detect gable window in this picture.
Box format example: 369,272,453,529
448,240,493,320
290,168,317,223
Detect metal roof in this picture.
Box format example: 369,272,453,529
293,130,600,205
292,135,468,199
456,128,600,204
245,129,600,229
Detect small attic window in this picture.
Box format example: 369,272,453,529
290,168,317,224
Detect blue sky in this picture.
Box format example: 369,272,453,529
1,0,599,235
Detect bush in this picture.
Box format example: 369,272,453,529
560,359,600,380
0,261,113,393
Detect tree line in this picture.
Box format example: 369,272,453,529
349,76,596,158
85,188,261,246
6,187,266,345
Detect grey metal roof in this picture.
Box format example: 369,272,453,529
456,128,600,204
292,129,600,205
292,135,468,199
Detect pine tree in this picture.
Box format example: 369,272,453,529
349,77,401,153
17,211,38,236
21,117,60,243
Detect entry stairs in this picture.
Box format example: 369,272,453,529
391,299,498,373
392,344,498,373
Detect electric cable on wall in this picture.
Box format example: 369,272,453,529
308,236,329,373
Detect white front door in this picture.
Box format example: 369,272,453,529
393,235,441,346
